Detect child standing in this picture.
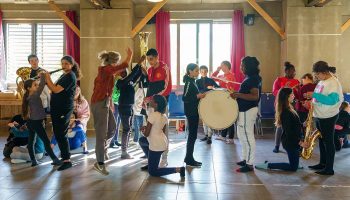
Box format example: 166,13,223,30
139,95,185,177
110,77,122,148
116,56,146,159
211,61,236,144
91,48,132,175
196,65,219,144
22,77,61,167
295,73,316,125
255,88,308,171
183,63,206,167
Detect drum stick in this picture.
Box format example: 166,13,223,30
213,77,241,85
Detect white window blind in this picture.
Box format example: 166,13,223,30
36,23,64,82
5,23,64,84
6,23,32,83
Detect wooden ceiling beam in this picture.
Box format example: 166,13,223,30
48,0,80,37
246,0,286,40
341,18,350,33
131,0,168,38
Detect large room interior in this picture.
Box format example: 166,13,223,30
0,0,350,199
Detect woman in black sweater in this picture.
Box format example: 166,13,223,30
256,88,308,171
182,63,205,167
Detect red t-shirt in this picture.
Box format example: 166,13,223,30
272,76,300,96
211,71,236,91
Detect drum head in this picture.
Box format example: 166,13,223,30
198,90,238,130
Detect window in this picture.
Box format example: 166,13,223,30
170,21,231,87
5,23,64,83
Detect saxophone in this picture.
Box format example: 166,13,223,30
301,103,322,159
16,67,31,98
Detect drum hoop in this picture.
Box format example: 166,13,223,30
198,90,238,130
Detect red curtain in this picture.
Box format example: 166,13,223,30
65,11,80,65
230,10,245,90
0,10,5,78
155,11,171,69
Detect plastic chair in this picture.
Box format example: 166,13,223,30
168,92,187,134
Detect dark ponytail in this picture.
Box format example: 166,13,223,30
22,79,35,120
284,61,295,72
182,63,198,81
61,55,82,80
313,61,336,73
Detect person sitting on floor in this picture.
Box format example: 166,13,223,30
3,115,28,158
8,122,45,164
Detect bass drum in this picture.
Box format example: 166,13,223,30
198,89,238,130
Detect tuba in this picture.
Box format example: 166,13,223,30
301,103,322,159
16,67,31,98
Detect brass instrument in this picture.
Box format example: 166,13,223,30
16,67,31,98
139,32,151,57
301,103,322,159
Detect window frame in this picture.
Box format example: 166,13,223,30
3,20,66,84
170,20,231,89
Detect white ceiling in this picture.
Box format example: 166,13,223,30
133,0,279,4
0,0,79,4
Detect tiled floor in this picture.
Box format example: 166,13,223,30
1,129,350,200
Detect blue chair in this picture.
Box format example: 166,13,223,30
344,93,350,103
168,92,187,134
256,93,276,135
259,93,275,119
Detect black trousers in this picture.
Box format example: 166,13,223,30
221,123,235,139
27,119,58,162
315,114,339,172
51,108,73,160
185,115,199,162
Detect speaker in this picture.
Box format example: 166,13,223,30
244,14,255,26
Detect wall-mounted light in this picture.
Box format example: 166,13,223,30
147,0,163,2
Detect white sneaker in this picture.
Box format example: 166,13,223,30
11,159,27,164
93,162,109,175
159,159,168,168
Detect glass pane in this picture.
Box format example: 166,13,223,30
213,23,231,74
6,23,32,84
198,23,210,70
36,23,64,82
170,24,177,87
180,24,197,85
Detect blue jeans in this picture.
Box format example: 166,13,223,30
268,148,299,171
133,115,144,142
111,104,121,143
139,137,177,176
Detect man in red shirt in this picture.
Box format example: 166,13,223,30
211,61,236,144
144,48,172,168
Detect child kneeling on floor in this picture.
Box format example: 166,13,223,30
139,95,185,177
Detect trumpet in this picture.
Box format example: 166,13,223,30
31,69,63,80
